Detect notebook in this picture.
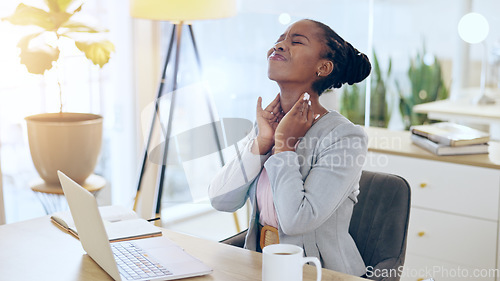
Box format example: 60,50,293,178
57,171,212,281
51,205,162,242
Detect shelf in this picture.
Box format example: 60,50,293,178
364,126,500,170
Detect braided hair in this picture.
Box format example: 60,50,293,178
309,19,371,95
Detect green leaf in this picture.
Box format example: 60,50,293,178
373,51,382,79
387,57,392,76
17,33,60,74
45,0,75,12
75,40,115,68
61,20,107,33
2,3,54,30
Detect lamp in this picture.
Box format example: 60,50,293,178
130,0,236,21
458,12,495,105
130,0,237,220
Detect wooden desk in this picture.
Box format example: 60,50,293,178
365,126,500,169
0,216,366,281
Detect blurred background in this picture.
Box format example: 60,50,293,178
0,0,499,240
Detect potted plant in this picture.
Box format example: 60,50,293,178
340,50,392,128
397,44,449,130
2,0,115,185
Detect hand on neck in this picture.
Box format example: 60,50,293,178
278,85,327,116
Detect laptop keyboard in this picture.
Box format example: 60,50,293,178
112,242,173,280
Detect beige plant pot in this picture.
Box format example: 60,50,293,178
25,113,103,185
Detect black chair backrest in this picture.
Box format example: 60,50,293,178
349,171,411,281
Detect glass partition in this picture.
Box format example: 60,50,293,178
152,1,371,234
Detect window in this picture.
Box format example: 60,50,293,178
0,0,136,222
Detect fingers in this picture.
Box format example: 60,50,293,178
289,93,306,115
258,94,284,124
264,93,281,112
303,100,313,122
275,110,284,123
307,103,314,124
272,103,282,116
290,93,312,120
257,96,263,112
257,96,272,118
302,93,313,122
269,94,282,117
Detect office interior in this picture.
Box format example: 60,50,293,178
1,0,500,280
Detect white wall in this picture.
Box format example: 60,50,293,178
98,0,138,207
371,0,500,91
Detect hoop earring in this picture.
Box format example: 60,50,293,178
317,72,321,77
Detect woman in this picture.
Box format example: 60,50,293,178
208,19,371,276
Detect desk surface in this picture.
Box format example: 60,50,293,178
413,98,500,121
365,127,500,169
0,216,366,281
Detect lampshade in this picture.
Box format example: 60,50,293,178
130,0,237,21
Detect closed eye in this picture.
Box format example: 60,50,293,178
291,33,309,45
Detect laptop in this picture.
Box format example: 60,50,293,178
57,171,212,281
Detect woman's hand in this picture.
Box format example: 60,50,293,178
274,93,314,154
253,93,284,154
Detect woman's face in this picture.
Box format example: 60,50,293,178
267,20,326,86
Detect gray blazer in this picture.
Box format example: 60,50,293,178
209,111,367,276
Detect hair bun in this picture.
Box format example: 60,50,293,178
344,44,371,85
308,19,372,94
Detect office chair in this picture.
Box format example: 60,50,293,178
349,170,411,281
220,171,411,281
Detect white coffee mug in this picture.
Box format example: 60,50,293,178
262,244,322,281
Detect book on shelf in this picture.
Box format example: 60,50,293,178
51,205,162,242
411,134,489,156
410,122,490,147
